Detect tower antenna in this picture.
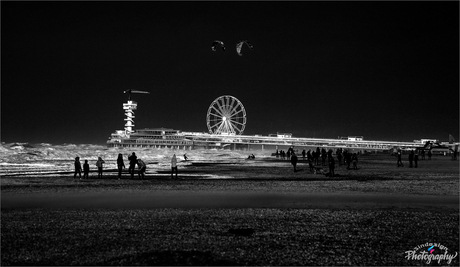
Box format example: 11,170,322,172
123,89,150,100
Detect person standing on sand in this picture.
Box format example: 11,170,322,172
346,152,352,170
128,152,137,179
96,157,105,178
328,155,335,177
117,153,125,179
409,150,414,168
301,149,306,160
137,159,146,179
171,154,178,179
408,150,414,168
427,150,432,160
352,153,358,170
74,157,82,179
343,150,348,166
337,149,343,166
290,152,298,172
414,152,418,168
83,160,89,179
308,157,315,173
397,150,404,167
321,148,326,166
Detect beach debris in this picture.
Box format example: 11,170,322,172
211,40,225,52
236,40,253,56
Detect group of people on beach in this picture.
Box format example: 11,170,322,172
276,147,359,177
73,152,180,180
396,149,427,168
73,146,440,180
73,156,106,179
73,153,147,180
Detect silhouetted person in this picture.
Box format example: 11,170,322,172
337,149,343,166
83,160,89,179
428,150,432,160
397,150,404,167
421,150,426,160
308,157,314,173
96,157,105,178
343,150,348,166
352,153,358,170
291,152,298,172
74,157,82,179
301,149,306,160
183,154,188,161
128,152,137,179
408,150,414,168
346,152,352,170
328,155,335,177
171,154,178,179
137,159,146,179
414,153,418,168
275,149,279,158
315,147,321,165
117,153,125,180
321,148,327,166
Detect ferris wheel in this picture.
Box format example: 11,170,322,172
207,95,246,135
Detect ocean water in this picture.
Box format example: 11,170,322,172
0,143,271,177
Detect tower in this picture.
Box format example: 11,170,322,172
122,89,150,136
123,100,137,135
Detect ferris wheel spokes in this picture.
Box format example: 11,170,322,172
206,95,246,135
228,119,245,126
211,105,224,117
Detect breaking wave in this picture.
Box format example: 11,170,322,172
0,142,268,177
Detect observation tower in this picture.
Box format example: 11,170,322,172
123,101,137,135
122,89,150,136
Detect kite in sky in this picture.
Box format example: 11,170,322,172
236,40,253,56
211,40,225,52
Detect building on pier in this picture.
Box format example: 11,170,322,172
107,93,455,153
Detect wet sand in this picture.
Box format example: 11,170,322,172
2,190,458,212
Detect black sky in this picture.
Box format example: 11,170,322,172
2,1,459,145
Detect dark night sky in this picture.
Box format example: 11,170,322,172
2,1,459,145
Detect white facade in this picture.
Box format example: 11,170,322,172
123,100,137,135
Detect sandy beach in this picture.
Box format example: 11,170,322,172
1,154,459,265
